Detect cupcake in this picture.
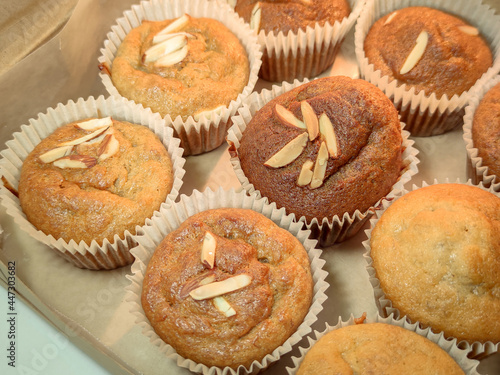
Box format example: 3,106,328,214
355,0,500,136
463,75,500,190
288,314,480,375
227,76,419,246
228,0,365,82
364,182,500,352
0,95,185,270
99,0,262,156
127,188,328,374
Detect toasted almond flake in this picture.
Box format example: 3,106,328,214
193,105,226,121
189,274,252,300
39,145,73,163
458,25,479,36
144,34,188,63
384,11,398,26
301,101,319,141
59,126,110,147
53,155,97,169
153,31,195,45
154,44,188,67
75,117,112,131
275,104,306,129
98,133,120,161
297,159,314,186
319,113,338,157
179,271,216,299
157,14,190,36
400,30,428,75
310,142,329,189
213,296,236,317
199,275,216,285
250,2,261,32
201,231,216,269
264,132,308,168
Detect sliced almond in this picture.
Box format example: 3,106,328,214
157,14,190,36
53,155,97,169
75,117,112,131
97,133,120,161
189,274,252,300
264,132,308,168
213,296,236,317
201,231,216,269
400,30,428,75
301,100,319,141
144,34,187,63
297,159,314,186
179,271,216,299
458,25,479,36
310,142,329,189
275,104,306,129
250,2,261,32
319,113,338,158
200,275,216,285
39,145,73,163
152,31,195,45
59,126,110,147
384,11,398,26
154,44,188,67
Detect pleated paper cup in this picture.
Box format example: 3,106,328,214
363,180,500,358
126,187,329,374
98,0,262,156
0,95,185,270
463,74,500,191
227,79,419,247
355,0,500,137
287,313,481,374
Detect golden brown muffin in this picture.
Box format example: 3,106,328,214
297,323,465,375
234,76,403,223
110,14,249,120
370,183,500,344
234,0,350,35
472,81,500,180
19,117,173,246
364,7,493,98
141,208,313,369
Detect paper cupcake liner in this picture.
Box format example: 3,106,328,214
463,74,500,191
354,0,500,137
0,95,186,270
252,0,365,83
98,0,262,156
287,313,481,374
226,79,420,247
362,179,500,358
125,187,329,375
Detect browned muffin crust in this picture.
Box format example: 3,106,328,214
364,7,492,98
472,81,500,179
111,15,249,120
19,119,173,245
235,0,350,35
236,76,403,222
141,208,313,369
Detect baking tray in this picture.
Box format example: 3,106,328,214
0,0,499,373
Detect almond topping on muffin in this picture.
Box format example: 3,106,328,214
319,113,339,157
400,30,428,74
53,155,97,169
179,271,217,299
297,159,314,186
97,132,120,161
301,100,319,141
39,145,73,163
310,141,329,189
250,2,261,32
213,296,236,317
200,231,216,269
157,14,190,35
74,116,113,131
189,274,253,300
264,132,309,168
275,103,306,129
383,11,398,26
458,25,479,36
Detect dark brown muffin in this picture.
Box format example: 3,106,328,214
234,0,351,35
235,76,403,223
364,6,493,99
141,208,313,369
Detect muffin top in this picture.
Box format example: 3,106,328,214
19,117,174,245
234,76,403,222
141,208,313,369
472,81,500,179
297,323,464,375
111,14,249,120
364,6,493,98
370,183,500,343
234,0,350,35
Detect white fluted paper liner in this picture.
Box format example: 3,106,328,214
98,0,262,156
125,187,329,375
0,95,186,270
253,0,365,82
354,0,500,137
286,313,481,374
226,79,420,247
362,179,500,358
463,74,500,191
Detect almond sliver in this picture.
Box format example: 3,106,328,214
157,14,190,36
189,274,252,300
154,44,188,67
400,30,428,75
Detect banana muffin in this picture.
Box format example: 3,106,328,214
19,117,174,246
141,207,313,369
